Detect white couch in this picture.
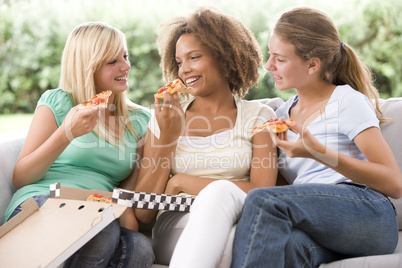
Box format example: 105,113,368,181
1,97,402,267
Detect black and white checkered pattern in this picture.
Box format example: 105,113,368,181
112,188,196,212
50,182,61,197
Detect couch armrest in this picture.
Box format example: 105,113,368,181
0,128,28,223
378,98,402,230
379,98,402,172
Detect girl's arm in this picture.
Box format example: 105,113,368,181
273,120,402,198
134,92,183,224
117,140,143,231
13,105,101,189
119,138,145,191
133,130,178,223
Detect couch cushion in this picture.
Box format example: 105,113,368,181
252,97,284,111
318,232,402,268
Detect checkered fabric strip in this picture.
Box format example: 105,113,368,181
49,182,61,197
112,188,196,212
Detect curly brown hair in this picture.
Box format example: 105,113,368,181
156,6,263,98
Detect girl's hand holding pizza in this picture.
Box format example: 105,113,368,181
62,105,101,140
61,90,111,140
269,119,325,160
154,91,185,143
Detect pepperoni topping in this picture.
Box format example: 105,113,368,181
92,98,106,106
157,86,168,94
93,193,104,198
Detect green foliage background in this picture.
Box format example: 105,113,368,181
0,0,401,114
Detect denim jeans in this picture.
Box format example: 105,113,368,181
64,220,154,268
231,183,398,268
9,195,154,268
8,194,50,220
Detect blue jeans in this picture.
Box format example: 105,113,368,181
9,195,154,268
8,194,51,219
64,220,154,268
231,183,398,268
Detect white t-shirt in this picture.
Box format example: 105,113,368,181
149,98,275,182
276,85,379,185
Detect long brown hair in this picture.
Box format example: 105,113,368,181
273,7,382,120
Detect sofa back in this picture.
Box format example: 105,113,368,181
0,128,28,223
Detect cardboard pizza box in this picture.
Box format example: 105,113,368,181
0,184,127,268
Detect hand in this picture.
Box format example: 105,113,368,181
62,106,101,141
269,119,324,159
154,91,185,143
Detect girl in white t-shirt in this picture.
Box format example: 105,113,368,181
134,7,278,267
232,7,402,267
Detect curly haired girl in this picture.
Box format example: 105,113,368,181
134,7,278,267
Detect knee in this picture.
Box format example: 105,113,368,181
64,220,121,266
242,187,285,217
198,180,243,201
244,187,268,206
133,232,155,263
119,228,155,267
202,180,235,193
94,220,121,249
193,180,245,210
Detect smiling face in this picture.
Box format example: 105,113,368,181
265,33,311,91
175,33,229,97
94,48,131,94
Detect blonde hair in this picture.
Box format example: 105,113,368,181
273,7,383,120
59,22,140,145
157,6,263,98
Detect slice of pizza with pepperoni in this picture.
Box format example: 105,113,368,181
87,193,113,203
155,79,192,99
79,90,112,110
251,118,294,136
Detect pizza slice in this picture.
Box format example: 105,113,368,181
155,78,192,99
87,193,113,204
251,118,294,136
79,90,112,110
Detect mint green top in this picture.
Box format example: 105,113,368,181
4,88,150,222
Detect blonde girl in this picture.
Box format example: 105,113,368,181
5,22,154,267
